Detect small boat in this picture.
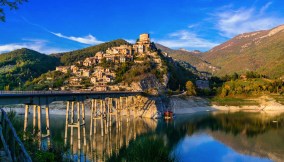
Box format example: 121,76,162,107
164,110,174,120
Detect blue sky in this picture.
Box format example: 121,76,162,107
1,0,284,54
172,133,272,162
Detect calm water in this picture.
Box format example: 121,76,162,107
16,111,284,162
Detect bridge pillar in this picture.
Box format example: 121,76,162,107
90,98,103,137
115,98,119,129
37,105,42,149
64,101,70,146
94,99,97,134
24,103,50,149
100,99,104,137
90,99,94,136
70,101,74,147
108,98,111,133
45,104,51,148
117,97,121,129
64,101,86,151
104,99,108,135
76,102,81,150
33,105,36,134
81,102,86,147
23,104,29,134
126,97,130,123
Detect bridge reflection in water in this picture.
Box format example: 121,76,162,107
0,91,149,160
64,117,157,162
19,99,155,161
62,98,157,161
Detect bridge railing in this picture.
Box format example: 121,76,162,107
0,108,32,162
0,90,142,95
0,90,71,95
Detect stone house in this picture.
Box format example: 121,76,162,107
69,77,82,85
94,85,108,91
83,57,96,66
95,51,104,63
82,69,90,77
55,66,70,73
70,65,79,73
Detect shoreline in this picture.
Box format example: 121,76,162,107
2,95,284,117
169,95,284,115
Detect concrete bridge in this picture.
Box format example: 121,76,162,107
0,90,145,161
0,90,143,105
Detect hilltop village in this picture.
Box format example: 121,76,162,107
54,34,166,91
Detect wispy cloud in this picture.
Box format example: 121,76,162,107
50,32,103,45
260,2,272,14
21,16,51,32
187,23,200,29
124,39,136,44
0,39,69,54
213,2,284,38
22,17,104,45
155,30,219,50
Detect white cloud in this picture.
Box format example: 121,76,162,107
260,2,272,14
50,32,103,45
155,30,219,49
125,39,136,44
188,23,199,29
0,39,69,54
214,3,284,38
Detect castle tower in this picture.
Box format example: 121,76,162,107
139,33,150,44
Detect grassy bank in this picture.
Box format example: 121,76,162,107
210,96,260,106
270,94,284,105
210,94,284,106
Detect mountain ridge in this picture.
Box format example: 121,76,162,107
202,24,284,78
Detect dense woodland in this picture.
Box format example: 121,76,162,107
209,71,284,97
0,48,60,90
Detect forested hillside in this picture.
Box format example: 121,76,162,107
0,48,60,90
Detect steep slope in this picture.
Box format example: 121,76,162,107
202,25,284,78
26,42,198,92
155,43,218,73
0,48,60,90
53,39,130,65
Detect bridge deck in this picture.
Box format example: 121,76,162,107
0,91,144,105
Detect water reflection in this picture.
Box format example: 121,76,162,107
62,116,157,161
173,134,272,162
161,112,284,162
17,111,284,161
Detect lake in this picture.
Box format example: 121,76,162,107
16,111,284,162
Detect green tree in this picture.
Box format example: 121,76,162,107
0,0,27,22
186,80,196,96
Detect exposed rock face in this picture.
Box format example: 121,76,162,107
126,95,165,118
131,74,166,95
168,96,213,114
268,25,284,36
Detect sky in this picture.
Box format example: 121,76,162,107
1,0,284,54
172,134,272,162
